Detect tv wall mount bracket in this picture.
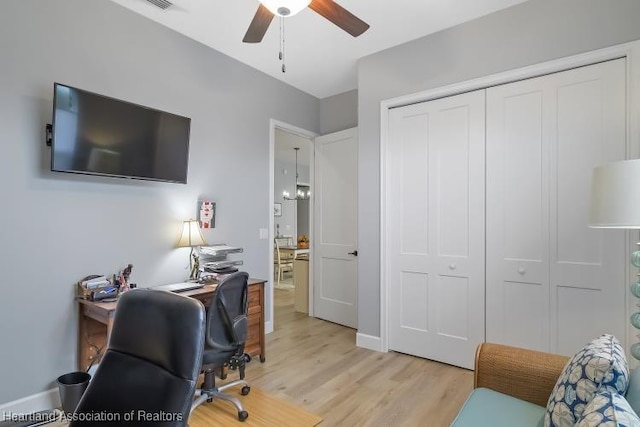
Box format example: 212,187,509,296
45,123,52,146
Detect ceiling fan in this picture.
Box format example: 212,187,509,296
243,0,370,43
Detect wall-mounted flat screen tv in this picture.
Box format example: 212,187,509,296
51,83,191,184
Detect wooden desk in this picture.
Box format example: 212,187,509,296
77,278,266,371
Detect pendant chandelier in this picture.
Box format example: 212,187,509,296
283,147,310,201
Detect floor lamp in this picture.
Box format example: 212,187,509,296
589,159,640,361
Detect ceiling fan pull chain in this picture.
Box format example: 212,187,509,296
279,17,283,60
280,17,286,73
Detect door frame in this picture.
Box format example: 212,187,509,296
268,119,317,333
379,41,640,358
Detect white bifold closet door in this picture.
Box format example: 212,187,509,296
486,58,627,356
387,90,486,369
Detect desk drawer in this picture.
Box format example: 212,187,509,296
248,286,261,304
245,313,261,349
248,286,261,314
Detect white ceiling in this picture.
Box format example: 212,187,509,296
109,0,528,98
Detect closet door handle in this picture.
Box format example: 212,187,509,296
518,267,526,275
449,264,456,270
348,250,358,256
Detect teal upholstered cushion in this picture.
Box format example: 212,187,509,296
575,388,640,427
544,335,629,427
625,369,640,416
451,388,546,427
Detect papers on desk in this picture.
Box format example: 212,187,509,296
151,282,204,293
77,275,113,300
199,245,243,256
203,260,243,271
197,244,244,280
79,275,110,289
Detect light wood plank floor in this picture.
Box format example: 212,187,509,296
243,289,473,426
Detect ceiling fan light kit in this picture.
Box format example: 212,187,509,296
244,0,370,44
244,0,370,73
260,0,311,17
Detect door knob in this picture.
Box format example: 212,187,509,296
348,250,358,256
518,268,526,275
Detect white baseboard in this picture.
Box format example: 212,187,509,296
264,320,273,334
356,332,383,352
0,388,60,414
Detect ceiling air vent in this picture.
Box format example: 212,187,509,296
146,0,173,10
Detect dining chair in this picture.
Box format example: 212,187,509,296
274,238,294,286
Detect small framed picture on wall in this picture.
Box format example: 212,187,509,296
274,203,282,217
198,199,216,228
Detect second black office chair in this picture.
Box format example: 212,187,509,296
191,271,252,422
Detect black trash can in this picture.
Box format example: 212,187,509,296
57,371,91,415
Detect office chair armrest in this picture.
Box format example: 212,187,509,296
474,343,569,407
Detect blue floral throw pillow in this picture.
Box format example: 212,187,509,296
544,334,629,427
575,389,640,427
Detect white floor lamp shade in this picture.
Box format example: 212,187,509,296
590,159,640,229
589,159,640,360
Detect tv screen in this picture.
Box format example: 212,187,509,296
51,83,191,183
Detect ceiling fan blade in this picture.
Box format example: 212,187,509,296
243,4,275,43
309,0,369,37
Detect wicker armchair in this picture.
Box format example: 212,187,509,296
473,343,569,407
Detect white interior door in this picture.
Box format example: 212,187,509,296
313,128,358,328
486,58,627,355
386,90,486,369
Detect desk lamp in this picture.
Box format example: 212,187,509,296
589,159,640,361
177,219,208,280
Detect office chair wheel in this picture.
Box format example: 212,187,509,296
241,385,251,395
238,410,249,421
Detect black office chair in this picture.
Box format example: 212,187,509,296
70,289,205,427
191,271,252,422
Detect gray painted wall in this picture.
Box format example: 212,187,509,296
0,0,318,403
319,89,358,135
357,0,640,337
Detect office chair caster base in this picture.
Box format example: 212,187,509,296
241,385,250,395
238,410,248,421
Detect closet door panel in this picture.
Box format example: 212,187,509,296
486,82,551,351
487,58,627,355
399,112,430,259
550,59,626,356
387,90,485,369
389,104,434,342
501,281,548,350
433,105,471,258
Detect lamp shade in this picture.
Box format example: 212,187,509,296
260,0,311,16
177,219,207,247
589,159,640,229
